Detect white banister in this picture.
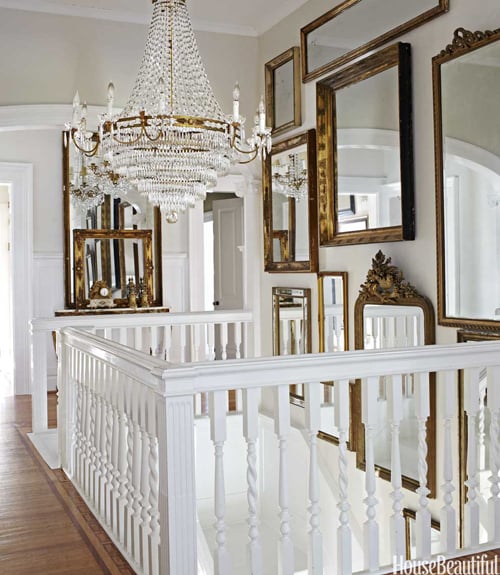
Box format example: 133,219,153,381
415,372,431,560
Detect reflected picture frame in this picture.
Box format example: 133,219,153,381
301,0,448,82
265,47,301,137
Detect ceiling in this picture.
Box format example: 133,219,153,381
0,0,309,36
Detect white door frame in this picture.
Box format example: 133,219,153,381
0,163,33,395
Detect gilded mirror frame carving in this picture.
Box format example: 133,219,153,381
301,0,448,83
353,251,436,495
63,131,163,309
263,129,318,272
265,46,302,137
317,43,415,247
73,228,153,310
433,28,500,331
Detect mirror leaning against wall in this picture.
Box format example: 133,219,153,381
434,27,500,330
352,251,436,495
62,131,164,311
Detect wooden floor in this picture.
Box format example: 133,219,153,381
0,393,134,575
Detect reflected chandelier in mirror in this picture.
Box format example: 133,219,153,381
317,43,415,247
433,27,500,330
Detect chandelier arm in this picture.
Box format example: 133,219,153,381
237,149,259,164
70,129,100,158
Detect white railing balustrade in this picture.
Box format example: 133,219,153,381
56,328,500,575
31,310,253,433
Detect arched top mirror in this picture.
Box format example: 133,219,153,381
434,28,500,330
317,42,415,247
62,131,164,312
263,130,318,272
352,250,436,494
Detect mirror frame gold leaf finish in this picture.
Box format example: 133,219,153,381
301,0,448,83
263,129,318,272
73,228,153,310
352,251,436,495
316,42,415,247
433,28,500,331
62,131,163,310
265,46,302,137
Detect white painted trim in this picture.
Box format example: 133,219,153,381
0,163,33,395
445,136,500,190
0,104,106,131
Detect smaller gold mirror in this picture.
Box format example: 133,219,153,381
273,287,311,404
403,508,440,560
263,130,318,272
73,229,153,310
353,251,436,495
265,46,301,137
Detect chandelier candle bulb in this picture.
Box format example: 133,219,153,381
258,96,266,132
232,82,240,122
107,82,114,116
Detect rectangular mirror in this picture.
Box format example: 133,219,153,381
434,28,500,331
263,130,318,272
272,287,311,404
73,229,153,310
353,251,436,495
63,131,163,310
301,0,448,82
403,508,440,560
317,43,415,247
265,46,301,137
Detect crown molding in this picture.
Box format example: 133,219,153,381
0,104,106,131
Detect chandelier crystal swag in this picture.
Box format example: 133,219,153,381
69,0,272,223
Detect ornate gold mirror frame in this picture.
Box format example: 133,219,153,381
317,43,415,247
433,28,500,331
263,130,318,272
73,228,153,310
301,0,448,82
353,251,436,495
63,131,163,309
265,46,301,137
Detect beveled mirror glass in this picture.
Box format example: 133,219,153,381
263,130,318,272
301,0,448,82
272,287,311,404
353,251,436,495
265,47,301,137
434,28,500,330
318,272,348,443
73,229,153,310
317,43,415,247
63,131,163,310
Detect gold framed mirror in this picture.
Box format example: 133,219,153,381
352,251,436,495
403,508,441,560
73,228,153,310
317,272,348,444
457,329,500,547
265,46,301,137
272,287,312,404
263,130,318,272
434,28,500,331
301,0,448,82
317,43,415,247
63,131,163,309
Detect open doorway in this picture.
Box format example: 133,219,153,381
0,183,13,396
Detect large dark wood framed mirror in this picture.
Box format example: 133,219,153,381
263,130,318,272
62,131,163,310
352,251,436,495
301,0,448,83
434,28,500,331
317,43,415,247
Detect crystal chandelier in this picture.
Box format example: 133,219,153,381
69,154,105,212
69,0,272,223
272,153,308,200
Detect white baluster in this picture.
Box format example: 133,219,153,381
207,323,216,361
243,387,262,574
220,323,229,361
131,386,143,566
440,370,457,554
362,376,379,571
388,374,405,561
488,366,500,543
281,320,290,356
234,322,242,359
117,382,129,546
478,371,487,470
103,367,115,528
140,389,152,575
192,324,201,362
163,325,172,361
335,379,352,575
180,325,188,362
147,389,160,575
274,385,294,575
305,382,323,574
464,367,481,548
415,372,431,559
119,327,128,347
210,390,231,574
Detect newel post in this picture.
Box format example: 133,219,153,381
30,322,49,433
157,371,197,574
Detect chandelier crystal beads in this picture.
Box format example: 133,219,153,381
272,153,308,200
69,0,271,223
